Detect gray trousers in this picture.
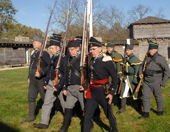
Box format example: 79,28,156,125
28,70,45,102
143,76,164,112
40,80,66,125
65,85,84,111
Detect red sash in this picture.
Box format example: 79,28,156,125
86,78,109,99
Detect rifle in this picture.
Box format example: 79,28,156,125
135,51,149,93
36,1,57,73
118,41,126,94
53,0,72,86
82,0,92,116
80,3,88,117
80,3,87,86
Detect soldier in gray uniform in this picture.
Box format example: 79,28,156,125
138,40,169,119
21,35,51,123
56,39,87,132
33,37,67,129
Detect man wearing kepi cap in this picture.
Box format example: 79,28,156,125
105,41,123,106
117,40,142,114
105,41,123,75
33,37,67,129
57,39,87,132
53,33,62,48
138,40,169,119
53,33,62,40
83,37,118,132
21,35,50,123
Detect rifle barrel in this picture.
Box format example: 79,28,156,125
36,1,57,72
54,0,72,86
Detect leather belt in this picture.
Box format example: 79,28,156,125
89,78,109,87
154,70,162,74
124,72,134,76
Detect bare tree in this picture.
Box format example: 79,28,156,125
127,4,151,23
48,0,108,38
154,7,165,19
100,5,128,40
103,5,125,28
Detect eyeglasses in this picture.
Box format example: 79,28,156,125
90,48,98,51
50,47,55,50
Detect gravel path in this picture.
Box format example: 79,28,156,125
0,66,29,71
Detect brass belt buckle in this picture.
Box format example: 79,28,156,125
90,81,93,84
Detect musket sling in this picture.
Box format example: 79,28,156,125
68,54,81,77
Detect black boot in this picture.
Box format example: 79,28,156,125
21,102,36,123
157,111,163,116
33,123,48,129
136,99,142,112
138,112,149,119
116,98,126,114
57,108,73,132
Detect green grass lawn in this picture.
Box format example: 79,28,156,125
0,68,170,132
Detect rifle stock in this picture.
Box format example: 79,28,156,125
135,54,148,93
118,43,126,94
54,71,59,86
36,59,41,72
135,76,143,93
80,69,85,86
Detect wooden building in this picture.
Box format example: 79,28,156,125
0,39,33,66
0,37,51,66
128,16,170,60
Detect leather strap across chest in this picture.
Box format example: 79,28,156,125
68,54,81,77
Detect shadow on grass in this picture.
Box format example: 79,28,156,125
34,98,44,118
114,97,143,115
126,97,143,114
79,109,109,132
0,122,18,132
150,108,157,114
93,116,110,132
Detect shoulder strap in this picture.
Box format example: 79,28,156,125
68,54,81,67
126,55,134,65
150,57,163,72
67,55,81,77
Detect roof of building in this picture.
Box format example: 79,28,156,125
0,39,51,47
128,16,170,28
